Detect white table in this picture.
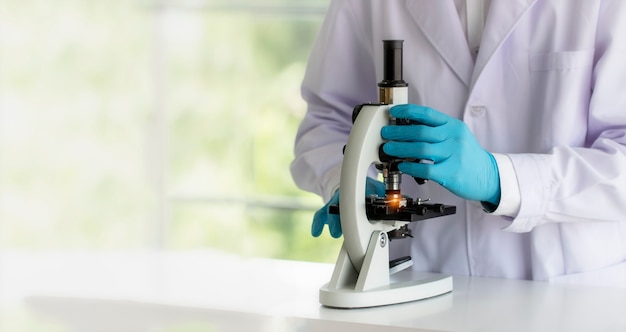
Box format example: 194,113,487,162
2,250,626,331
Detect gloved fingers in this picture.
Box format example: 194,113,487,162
381,124,451,143
328,213,342,238
399,159,500,203
311,207,327,237
366,177,386,196
390,104,450,127
397,161,436,183
383,141,452,163
398,161,451,189
311,189,342,238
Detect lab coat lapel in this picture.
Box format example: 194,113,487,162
407,0,474,88
472,0,539,87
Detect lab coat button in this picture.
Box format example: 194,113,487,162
470,106,486,116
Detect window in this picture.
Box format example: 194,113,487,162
0,0,339,262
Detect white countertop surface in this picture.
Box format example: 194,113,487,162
2,250,626,331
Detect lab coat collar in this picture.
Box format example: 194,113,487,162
407,0,474,88
472,0,539,86
407,0,539,89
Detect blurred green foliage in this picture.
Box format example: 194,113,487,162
0,0,341,263
0,0,154,248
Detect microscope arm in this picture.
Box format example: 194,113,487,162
339,104,405,272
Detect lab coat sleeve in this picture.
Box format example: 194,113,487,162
489,153,521,218
505,1,626,232
290,0,378,202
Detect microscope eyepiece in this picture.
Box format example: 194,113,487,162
379,40,408,88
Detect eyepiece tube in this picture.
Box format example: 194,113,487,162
379,40,408,88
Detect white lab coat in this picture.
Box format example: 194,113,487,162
291,0,626,287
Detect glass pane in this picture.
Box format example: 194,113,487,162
162,6,339,262
0,0,154,249
0,0,338,261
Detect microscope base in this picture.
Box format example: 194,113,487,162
319,271,452,309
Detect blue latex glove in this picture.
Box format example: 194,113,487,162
381,104,501,206
312,177,386,238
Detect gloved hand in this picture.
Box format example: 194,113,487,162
312,177,386,238
381,104,501,206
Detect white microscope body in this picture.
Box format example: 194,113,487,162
319,40,454,309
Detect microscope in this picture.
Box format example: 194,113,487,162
319,40,456,308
